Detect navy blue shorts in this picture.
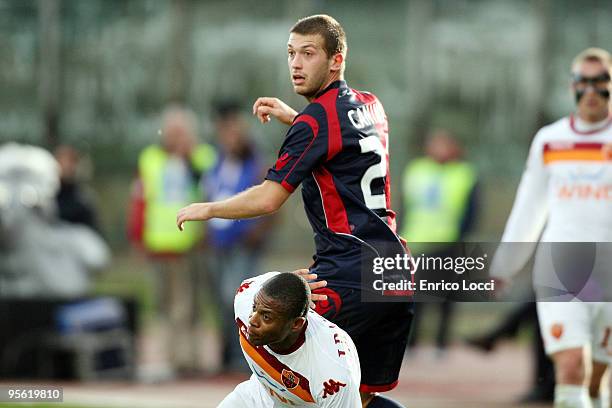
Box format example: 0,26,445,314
313,286,413,393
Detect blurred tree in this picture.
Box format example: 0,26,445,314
405,0,435,146
38,0,62,148
532,0,553,132
168,0,193,103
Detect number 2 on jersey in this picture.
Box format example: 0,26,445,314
359,135,387,211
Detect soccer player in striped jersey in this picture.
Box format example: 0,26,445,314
178,15,410,407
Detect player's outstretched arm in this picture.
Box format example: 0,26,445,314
253,97,298,126
177,180,290,231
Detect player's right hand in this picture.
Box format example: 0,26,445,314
176,202,211,231
292,268,328,309
252,97,298,126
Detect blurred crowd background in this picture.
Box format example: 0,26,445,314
0,0,611,397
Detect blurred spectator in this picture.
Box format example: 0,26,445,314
0,143,109,298
127,106,215,376
400,130,479,356
54,145,99,232
205,101,276,373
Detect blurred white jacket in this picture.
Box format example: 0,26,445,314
0,143,110,298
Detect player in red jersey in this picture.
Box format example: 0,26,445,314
178,15,410,407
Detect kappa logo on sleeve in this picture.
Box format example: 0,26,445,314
274,152,293,170
236,280,253,294
322,379,346,399
313,288,342,319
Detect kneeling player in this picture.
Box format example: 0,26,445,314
218,271,361,407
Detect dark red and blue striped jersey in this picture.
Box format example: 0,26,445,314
266,80,406,289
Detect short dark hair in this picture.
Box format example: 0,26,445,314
290,14,347,58
261,273,310,320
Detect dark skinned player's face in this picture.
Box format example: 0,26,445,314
247,291,295,347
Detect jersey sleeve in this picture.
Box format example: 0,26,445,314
490,131,550,279
317,376,361,408
265,114,328,193
313,324,361,408
234,272,280,324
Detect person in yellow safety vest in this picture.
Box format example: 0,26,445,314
400,129,478,356
401,130,478,253
128,105,215,377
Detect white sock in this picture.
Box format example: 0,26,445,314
555,385,592,408
602,390,610,408
591,393,610,408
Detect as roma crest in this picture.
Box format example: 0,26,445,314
281,369,300,390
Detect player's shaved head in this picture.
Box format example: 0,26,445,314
290,14,347,59
260,272,311,320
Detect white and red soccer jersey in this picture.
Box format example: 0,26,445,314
230,272,361,407
490,115,612,356
492,114,612,278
